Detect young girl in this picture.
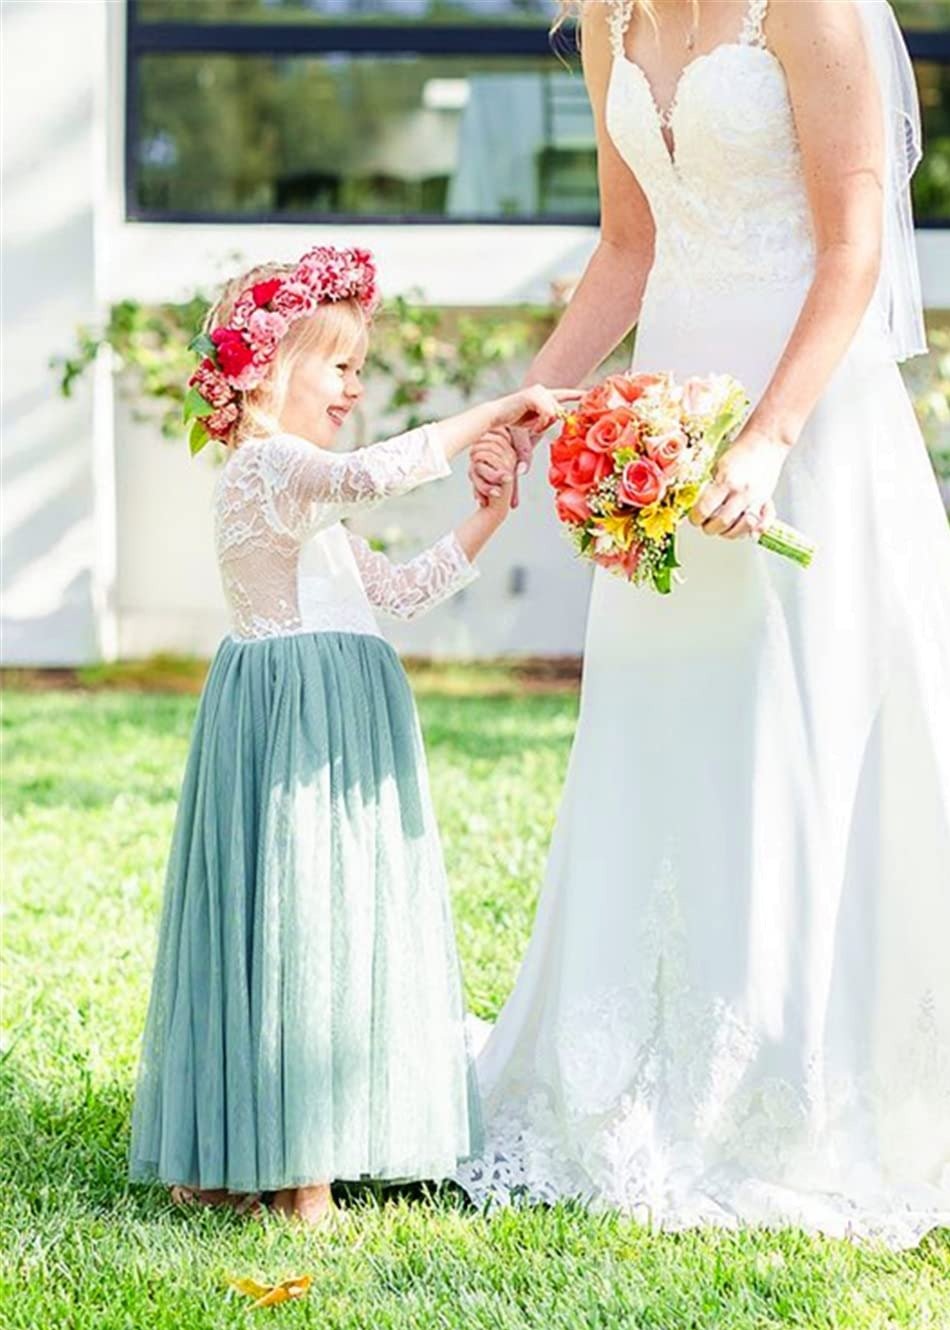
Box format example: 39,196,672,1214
127,245,570,1225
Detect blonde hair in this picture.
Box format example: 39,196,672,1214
203,262,369,450
553,1,700,39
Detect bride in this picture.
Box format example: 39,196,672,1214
460,0,950,1248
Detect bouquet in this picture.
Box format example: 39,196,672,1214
549,372,814,594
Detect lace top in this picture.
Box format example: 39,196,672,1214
606,0,816,300
213,427,478,642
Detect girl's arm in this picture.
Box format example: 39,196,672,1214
347,447,514,621
472,2,657,503
266,387,568,536
692,0,885,540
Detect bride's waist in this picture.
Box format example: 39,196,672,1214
636,280,894,390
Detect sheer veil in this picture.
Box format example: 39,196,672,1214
856,0,928,362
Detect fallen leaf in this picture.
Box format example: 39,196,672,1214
229,1274,312,1310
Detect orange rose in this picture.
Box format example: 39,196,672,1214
599,542,643,578
587,408,641,454
550,433,584,465
556,489,592,525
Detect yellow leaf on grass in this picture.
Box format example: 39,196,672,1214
230,1274,312,1310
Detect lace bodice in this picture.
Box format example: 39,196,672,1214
213,427,477,642
606,0,816,300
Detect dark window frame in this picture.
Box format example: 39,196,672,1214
125,0,950,227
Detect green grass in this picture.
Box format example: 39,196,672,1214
2,677,949,1329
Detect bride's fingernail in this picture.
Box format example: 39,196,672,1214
517,462,528,476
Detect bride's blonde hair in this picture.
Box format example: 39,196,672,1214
553,1,699,38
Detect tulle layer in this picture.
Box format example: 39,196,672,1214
130,631,480,1193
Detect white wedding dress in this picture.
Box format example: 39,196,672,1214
457,0,950,1248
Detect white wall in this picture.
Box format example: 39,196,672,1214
1,0,111,666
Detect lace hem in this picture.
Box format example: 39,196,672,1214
456,1088,950,1251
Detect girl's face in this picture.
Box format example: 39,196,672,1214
279,328,368,448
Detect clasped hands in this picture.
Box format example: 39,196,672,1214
471,392,789,539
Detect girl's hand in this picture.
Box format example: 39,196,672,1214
689,429,790,540
492,386,582,436
471,429,515,504
471,426,536,508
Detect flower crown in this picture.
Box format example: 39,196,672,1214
184,244,379,453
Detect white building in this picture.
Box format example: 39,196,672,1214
3,0,949,664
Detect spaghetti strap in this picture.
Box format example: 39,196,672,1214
739,0,769,48
607,0,635,59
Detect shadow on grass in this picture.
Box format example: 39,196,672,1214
0,1061,471,1226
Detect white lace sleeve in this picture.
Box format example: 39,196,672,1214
263,426,451,539
346,530,479,621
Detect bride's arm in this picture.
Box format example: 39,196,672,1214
472,1,655,503
694,0,886,539
525,3,656,387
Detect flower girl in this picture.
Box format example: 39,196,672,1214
128,244,570,1224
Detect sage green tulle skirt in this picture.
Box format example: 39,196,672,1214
129,631,481,1193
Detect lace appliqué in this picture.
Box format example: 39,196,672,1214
607,0,634,59
607,42,815,300
215,427,453,641
457,862,950,1249
347,531,477,623
739,0,769,49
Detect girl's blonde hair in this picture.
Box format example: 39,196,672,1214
203,262,369,449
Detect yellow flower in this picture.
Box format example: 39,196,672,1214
596,513,637,550
675,483,702,512
639,504,679,540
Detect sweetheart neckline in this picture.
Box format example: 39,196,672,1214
610,43,785,169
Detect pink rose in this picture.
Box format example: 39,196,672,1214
229,291,258,330
619,457,665,508
206,402,240,438
245,309,289,361
681,376,723,418
556,489,592,525
189,358,233,409
646,429,688,473
272,281,316,320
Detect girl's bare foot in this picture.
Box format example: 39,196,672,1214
272,1184,334,1227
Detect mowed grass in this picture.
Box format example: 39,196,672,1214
2,672,949,1329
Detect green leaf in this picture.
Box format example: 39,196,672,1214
182,386,214,423
188,332,216,358
189,419,210,456
653,563,673,594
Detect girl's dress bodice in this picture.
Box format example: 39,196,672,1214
213,427,477,642
606,0,816,304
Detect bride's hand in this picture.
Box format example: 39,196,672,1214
689,430,789,540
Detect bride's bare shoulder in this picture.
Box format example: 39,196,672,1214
767,0,867,59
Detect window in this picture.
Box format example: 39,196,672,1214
126,0,950,226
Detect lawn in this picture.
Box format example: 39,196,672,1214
2,670,949,1329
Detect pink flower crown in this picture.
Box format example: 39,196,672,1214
184,244,379,452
